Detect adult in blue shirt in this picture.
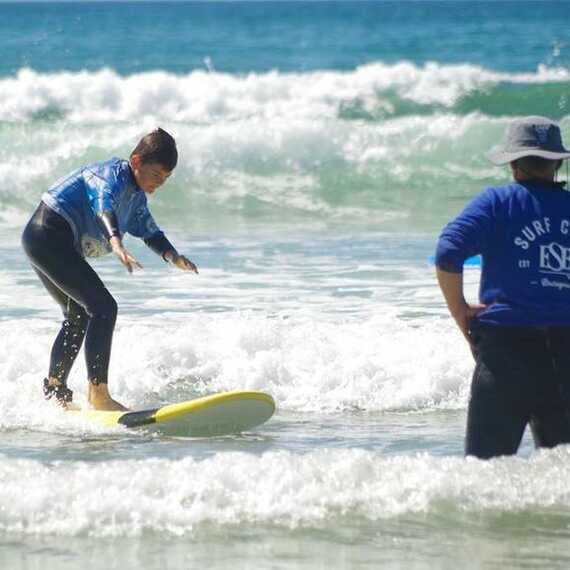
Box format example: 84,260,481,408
436,116,570,459
22,128,198,411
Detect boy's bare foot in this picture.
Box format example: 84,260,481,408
88,382,129,411
44,377,74,408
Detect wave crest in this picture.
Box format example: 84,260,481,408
1,62,568,123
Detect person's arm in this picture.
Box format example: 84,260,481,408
144,232,198,273
85,168,143,273
108,235,143,274
436,268,485,346
435,190,495,345
98,210,143,273
164,249,199,273
131,204,198,273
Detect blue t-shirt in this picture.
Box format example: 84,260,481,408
436,180,570,326
42,158,162,258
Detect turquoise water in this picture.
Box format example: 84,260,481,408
1,2,570,568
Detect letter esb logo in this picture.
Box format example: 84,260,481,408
540,242,570,274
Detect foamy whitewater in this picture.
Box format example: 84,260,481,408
1,1,570,569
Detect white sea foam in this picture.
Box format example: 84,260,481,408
1,446,570,536
1,80,567,231
0,63,568,123
0,309,472,422
0,61,568,229
0,111,529,228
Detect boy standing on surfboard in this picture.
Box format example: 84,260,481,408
22,128,197,411
435,116,570,459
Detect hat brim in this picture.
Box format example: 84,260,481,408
487,147,570,165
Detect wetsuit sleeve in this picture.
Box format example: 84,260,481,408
97,210,121,240
435,189,496,273
144,233,177,261
129,205,177,261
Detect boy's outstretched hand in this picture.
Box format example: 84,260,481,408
165,251,199,273
110,236,143,274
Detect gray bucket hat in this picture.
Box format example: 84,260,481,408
486,116,570,165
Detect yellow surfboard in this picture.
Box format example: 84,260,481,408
68,390,275,436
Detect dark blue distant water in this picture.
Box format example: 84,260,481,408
1,1,569,75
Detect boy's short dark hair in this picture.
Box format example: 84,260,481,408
130,127,178,171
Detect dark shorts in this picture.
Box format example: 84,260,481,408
466,323,570,459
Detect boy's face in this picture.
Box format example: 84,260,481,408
130,155,172,194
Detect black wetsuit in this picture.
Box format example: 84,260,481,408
22,204,174,397
22,203,118,386
467,324,570,458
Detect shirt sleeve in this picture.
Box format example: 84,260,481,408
435,188,497,273
128,204,163,240
83,167,119,215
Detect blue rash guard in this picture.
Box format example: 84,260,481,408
436,180,570,327
41,158,162,258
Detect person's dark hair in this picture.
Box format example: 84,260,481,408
130,128,178,171
513,156,562,174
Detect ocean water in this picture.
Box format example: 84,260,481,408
1,1,570,568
